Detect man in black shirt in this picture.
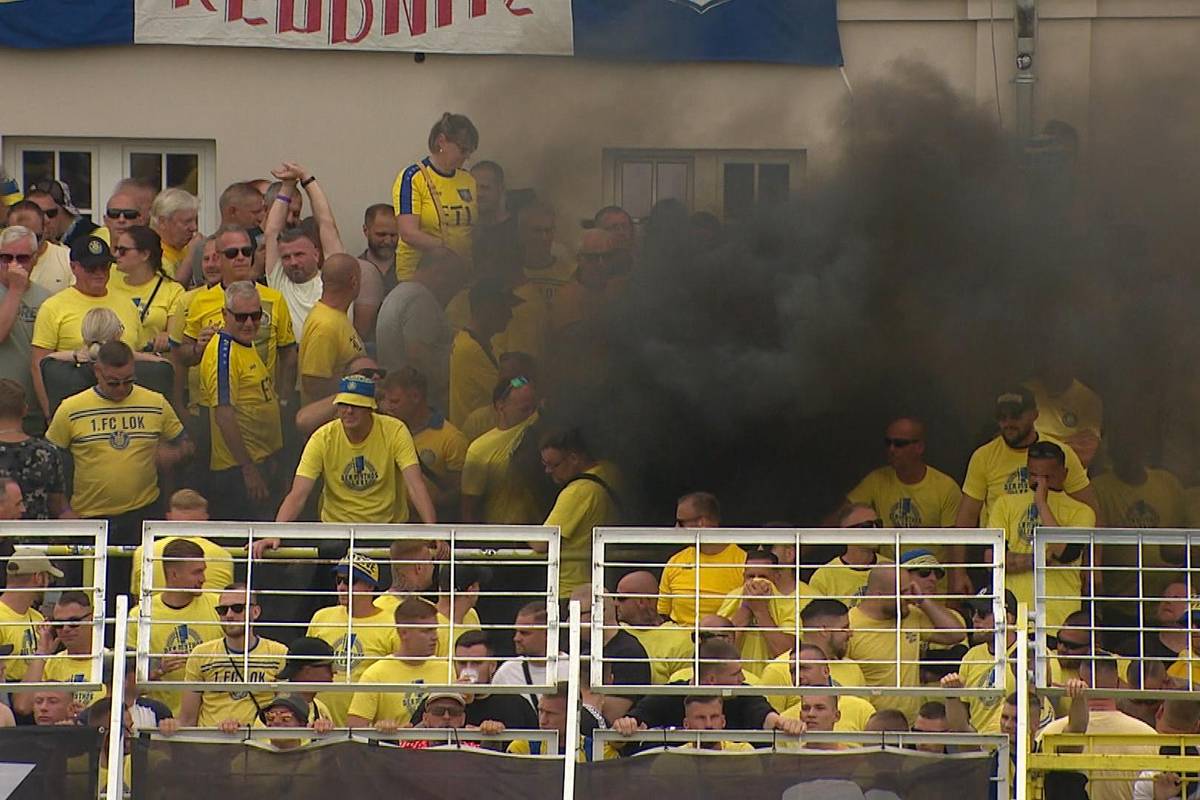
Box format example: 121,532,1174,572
571,585,651,722
453,630,538,733
611,639,805,737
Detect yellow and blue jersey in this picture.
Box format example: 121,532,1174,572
392,158,477,281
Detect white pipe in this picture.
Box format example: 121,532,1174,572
106,594,130,800
562,600,582,800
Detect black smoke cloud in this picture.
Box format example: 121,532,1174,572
549,60,1200,525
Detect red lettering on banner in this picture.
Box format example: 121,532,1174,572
384,0,427,37
332,0,374,43
471,0,485,17
504,0,531,16
279,0,323,33
228,0,269,25
173,0,219,10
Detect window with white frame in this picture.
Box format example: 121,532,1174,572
603,148,806,223
2,137,217,231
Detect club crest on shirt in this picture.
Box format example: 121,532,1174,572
331,633,364,671
165,624,204,655
1005,467,1030,495
889,497,922,527
109,430,131,450
457,188,473,202
1061,411,1079,428
341,456,380,492
1018,503,1041,544
904,630,919,645
1123,499,1159,528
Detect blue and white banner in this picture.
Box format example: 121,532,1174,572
0,1,843,66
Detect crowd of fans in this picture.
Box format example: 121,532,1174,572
1,111,1199,799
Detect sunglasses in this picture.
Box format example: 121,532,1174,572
102,378,136,388
55,615,91,627
225,309,264,323
425,705,464,718
215,603,248,615
80,262,112,273
0,253,33,266
849,519,883,529
42,207,59,219
222,246,255,259
113,246,140,256
499,375,530,401
106,208,140,220
356,367,387,380
995,410,1025,421
884,437,919,448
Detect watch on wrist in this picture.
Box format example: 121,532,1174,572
300,175,317,188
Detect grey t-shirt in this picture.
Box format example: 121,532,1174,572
0,281,50,407
375,281,452,413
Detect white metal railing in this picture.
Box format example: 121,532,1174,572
136,522,561,696
592,527,1007,700
0,521,107,695
143,726,561,751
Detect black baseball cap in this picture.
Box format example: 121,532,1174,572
970,588,1018,619
276,636,336,680
468,277,522,312
995,387,1036,415
69,235,114,269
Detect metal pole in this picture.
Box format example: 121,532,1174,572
107,595,130,800
1014,0,1037,139
1016,601,1029,800
562,600,582,800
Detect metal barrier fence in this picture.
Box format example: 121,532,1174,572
591,527,1008,706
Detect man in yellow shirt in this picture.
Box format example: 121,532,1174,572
378,367,469,521
951,387,1099,595
127,539,222,714
614,571,696,685
767,642,876,730
0,548,60,685
130,489,234,597
989,440,1096,631
846,565,965,724
16,590,102,715
809,504,893,606
717,548,810,675
448,278,519,428
149,188,199,280
198,281,285,520
676,696,755,752
179,584,288,728
276,374,435,523
530,428,621,596
460,376,541,524
658,492,746,626
346,597,453,730
941,590,1022,734
305,554,397,725
1026,368,1103,468
298,254,364,404
845,416,962,531
29,235,141,417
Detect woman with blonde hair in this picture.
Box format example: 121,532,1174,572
392,112,480,282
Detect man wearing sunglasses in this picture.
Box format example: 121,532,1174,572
30,235,141,417
46,342,190,582
28,179,97,247
179,584,287,729
198,280,285,520
4,201,72,294
809,504,893,606
950,387,1099,596
0,226,51,418
15,590,99,715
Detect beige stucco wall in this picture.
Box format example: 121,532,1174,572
2,0,1198,251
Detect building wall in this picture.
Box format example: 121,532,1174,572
2,0,1198,251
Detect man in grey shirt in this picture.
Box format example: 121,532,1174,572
375,249,464,414
0,226,51,419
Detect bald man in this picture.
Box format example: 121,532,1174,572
614,571,695,685
845,565,964,724
551,229,616,332
298,254,364,404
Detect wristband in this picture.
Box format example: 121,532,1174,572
300,176,317,188
275,194,292,205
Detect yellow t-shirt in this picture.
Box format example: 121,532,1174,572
758,653,868,712
522,257,577,308
167,283,209,412
657,544,747,627
779,693,875,732
346,657,454,726
305,603,399,725
392,158,477,281
715,582,811,674
544,461,622,597
460,405,498,443
448,329,498,429
183,282,296,382
43,652,106,709
624,623,695,685
989,491,1095,631
1167,648,1200,687
1038,710,1157,800
107,271,184,350
0,600,43,681
1026,378,1104,440
460,411,540,524
45,385,184,517
30,286,141,352
958,641,1011,733
493,281,550,363
846,605,946,724
412,414,469,513
198,331,283,471
808,555,893,607
131,537,235,597
847,465,962,528
296,414,419,523
373,594,481,660
961,434,1089,521
183,636,288,727
126,594,222,714
1093,468,1185,601
298,301,365,404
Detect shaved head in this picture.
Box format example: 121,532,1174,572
617,571,659,595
